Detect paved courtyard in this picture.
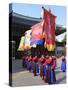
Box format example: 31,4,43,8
12,58,66,87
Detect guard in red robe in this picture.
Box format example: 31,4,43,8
26,56,29,70
28,55,32,72
25,56,28,69
43,59,47,82
45,55,56,84
35,60,39,76
51,56,56,84
39,55,45,79
22,55,26,68
32,56,38,76
45,56,52,84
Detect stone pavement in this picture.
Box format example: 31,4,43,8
12,71,47,87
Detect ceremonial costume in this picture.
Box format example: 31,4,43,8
45,56,56,84
36,62,39,76
32,56,37,76
22,56,26,68
43,61,46,81
51,56,56,84
39,56,45,79
61,56,66,72
28,56,32,72
24,56,28,68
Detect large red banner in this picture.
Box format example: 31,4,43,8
31,7,56,51
43,7,56,51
